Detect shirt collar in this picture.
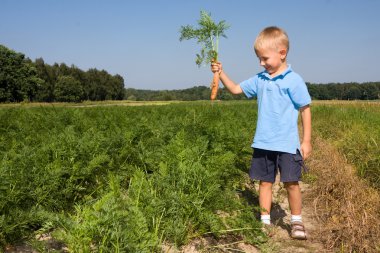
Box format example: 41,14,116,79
263,64,292,80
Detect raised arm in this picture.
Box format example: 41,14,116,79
300,105,312,159
211,62,243,95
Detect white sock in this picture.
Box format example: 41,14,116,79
291,214,302,223
261,214,271,225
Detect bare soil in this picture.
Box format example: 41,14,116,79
255,177,326,253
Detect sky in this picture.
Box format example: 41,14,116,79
1,0,380,90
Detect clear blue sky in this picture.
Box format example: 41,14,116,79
1,0,379,90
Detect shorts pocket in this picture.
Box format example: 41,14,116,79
293,150,303,162
293,150,308,173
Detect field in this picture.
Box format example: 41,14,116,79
312,101,380,188
0,100,379,252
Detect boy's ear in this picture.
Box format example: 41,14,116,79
279,49,287,59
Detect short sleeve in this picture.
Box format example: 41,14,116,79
239,76,258,98
288,77,311,109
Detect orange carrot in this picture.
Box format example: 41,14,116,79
210,72,219,100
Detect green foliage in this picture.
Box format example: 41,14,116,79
307,82,380,100
312,103,380,188
179,10,229,66
54,76,84,102
124,82,380,102
56,174,159,252
124,86,246,101
0,45,44,102
0,45,125,103
0,101,264,251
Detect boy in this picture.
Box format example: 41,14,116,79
211,26,312,240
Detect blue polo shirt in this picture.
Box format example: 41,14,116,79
240,65,311,154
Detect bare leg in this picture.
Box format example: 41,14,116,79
259,181,273,214
284,181,302,215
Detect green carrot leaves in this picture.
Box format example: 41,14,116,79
179,10,230,66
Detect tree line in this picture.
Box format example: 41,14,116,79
1,44,379,102
1,45,124,102
124,86,245,101
125,82,380,101
307,82,379,100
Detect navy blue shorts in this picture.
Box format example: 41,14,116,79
249,148,306,183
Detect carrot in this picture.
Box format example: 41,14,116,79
210,71,219,100
179,11,229,101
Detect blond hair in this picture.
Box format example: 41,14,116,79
254,26,289,53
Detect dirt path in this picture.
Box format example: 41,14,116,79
168,161,327,253
256,177,326,253
259,135,380,253
175,141,332,253
171,178,326,253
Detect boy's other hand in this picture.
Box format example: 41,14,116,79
211,61,223,74
300,142,312,160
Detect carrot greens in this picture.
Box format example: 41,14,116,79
179,10,229,100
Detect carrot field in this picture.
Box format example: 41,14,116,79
0,101,264,252
0,100,379,252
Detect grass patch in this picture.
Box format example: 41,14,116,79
312,102,380,189
307,136,380,252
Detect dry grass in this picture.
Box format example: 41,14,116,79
306,136,380,252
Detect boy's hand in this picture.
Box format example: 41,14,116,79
300,142,312,160
211,61,223,74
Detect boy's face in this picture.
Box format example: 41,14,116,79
255,46,287,76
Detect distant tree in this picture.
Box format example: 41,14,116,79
122,86,246,101
345,84,361,100
307,82,380,100
126,94,137,101
0,45,43,102
34,57,56,101
361,82,380,100
106,74,125,100
84,69,110,101
306,83,319,99
54,76,84,102
219,88,235,100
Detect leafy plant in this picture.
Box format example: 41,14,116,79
0,102,266,251
179,11,229,100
